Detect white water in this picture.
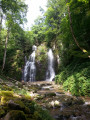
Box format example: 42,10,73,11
23,61,29,82
23,45,37,82
46,49,55,81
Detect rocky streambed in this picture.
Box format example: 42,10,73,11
30,81,90,120
0,79,90,120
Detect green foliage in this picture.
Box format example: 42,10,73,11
45,0,90,97
33,105,53,120
0,0,90,99
35,44,48,80
0,0,29,79
68,0,90,52
36,44,47,62
55,60,90,96
31,16,46,45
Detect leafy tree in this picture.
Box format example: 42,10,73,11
0,0,27,71
66,0,90,58
31,16,46,45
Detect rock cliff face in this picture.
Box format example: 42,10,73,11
35,44,48,81
22,43,58,82
35,43,59,81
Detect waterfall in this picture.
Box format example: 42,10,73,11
46,49,55,81
23,45,37,82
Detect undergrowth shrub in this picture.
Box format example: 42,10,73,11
55,60,90,96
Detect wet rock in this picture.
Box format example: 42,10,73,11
59,109,73,119
54,100,60,107
42,86,54,90
70,115,88,120
62,97,84,107
15,81,19,85
45,92,56,97
47,100,61,108
58,103,90,120
21,80,25,85
5,82,14,87
55,92,65,96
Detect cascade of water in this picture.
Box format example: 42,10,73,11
46,49,55,81
23,45,37,82
29,50,36,82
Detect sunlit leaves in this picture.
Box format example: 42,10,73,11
78,0,89,3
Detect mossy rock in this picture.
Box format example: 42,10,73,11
0,84,13,91
8,99,30,114
1,96,14,105
24,95,32,100
3,85,13,91
0,108,5,117
35,44,48,81
8,100,24,110
0,91,13,97
4,110,27,120
13,100,25,108
0,91,15,105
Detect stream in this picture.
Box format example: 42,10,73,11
29,81,90,120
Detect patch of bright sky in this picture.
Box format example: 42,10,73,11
25,0,47,30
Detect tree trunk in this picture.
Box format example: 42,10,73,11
66,1,90,58
0,10,3,42
67,5,84,51
2,29,9,71
0,7,3,31
0,14,3,32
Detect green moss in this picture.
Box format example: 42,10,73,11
3,85,13,91
0,91,13,97
16,89,27,95
24,95,31,100
0,96,14,105
0,91,14,105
